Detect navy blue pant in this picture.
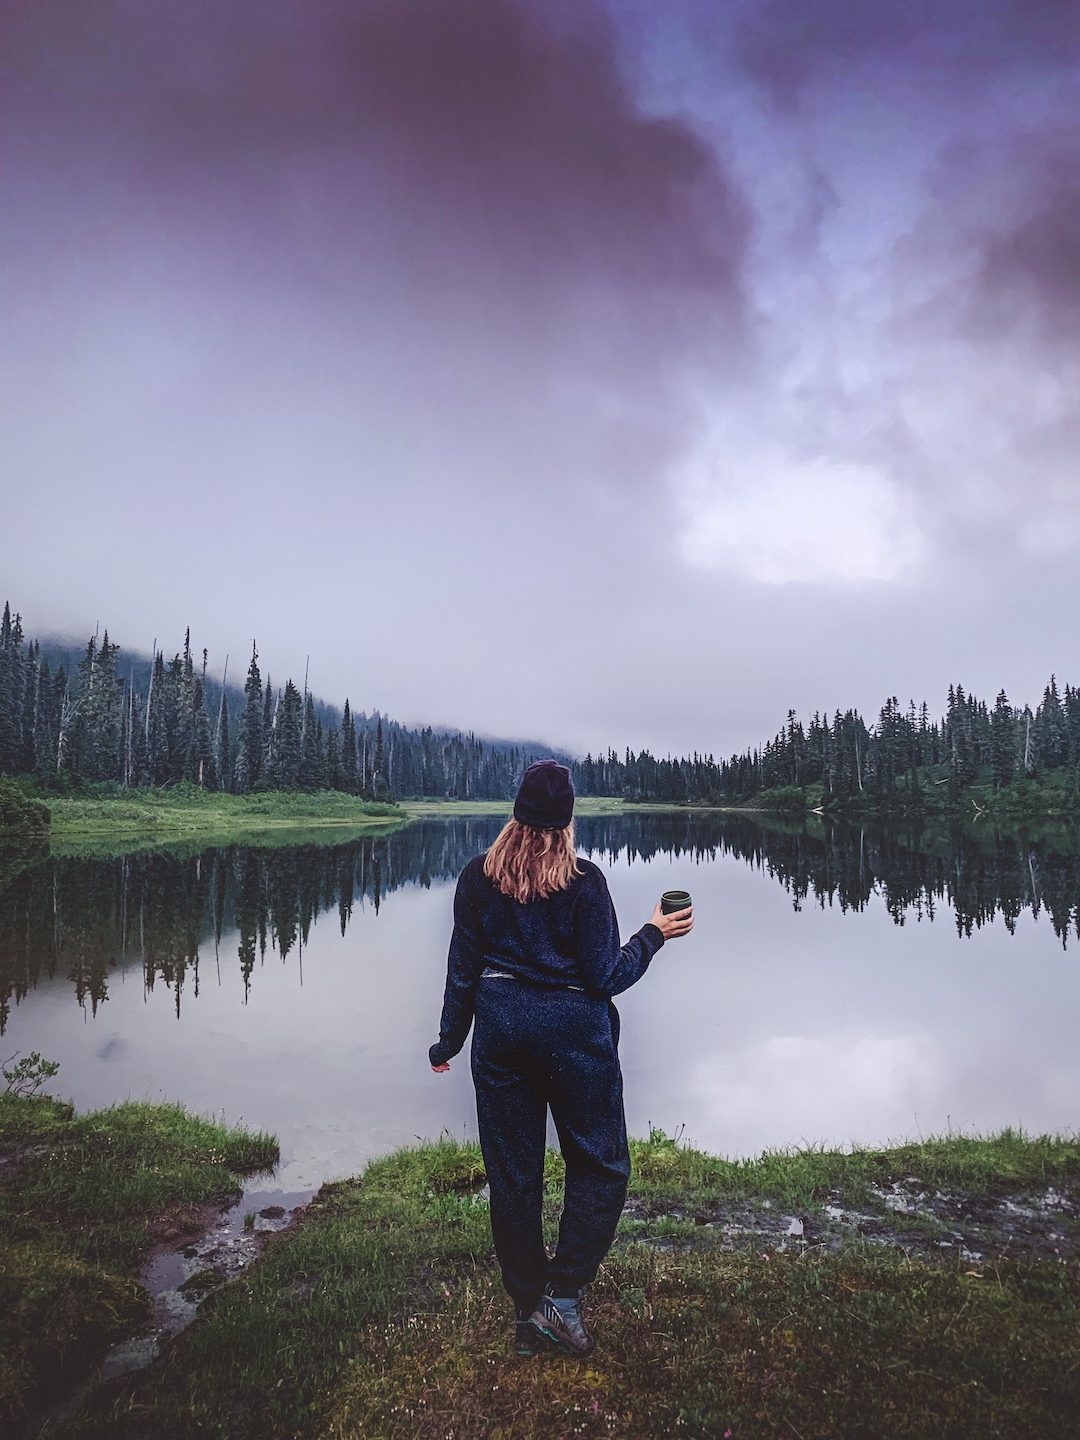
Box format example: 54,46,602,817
471,978,631,1307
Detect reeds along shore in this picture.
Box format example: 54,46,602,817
3,1094,1078,1439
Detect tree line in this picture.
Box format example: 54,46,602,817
0,604,554,801
5,600,1079,810
572,680,1080,806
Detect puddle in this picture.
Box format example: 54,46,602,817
25,1181,313,1434
94,1182,313,1389
138,1183,312,1348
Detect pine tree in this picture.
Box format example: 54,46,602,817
214,663,232,791
68,633,124,781
326,726,343,791
991,691,1016,788
1034,677,1068,770
373,717,389,801
234,646,264,794
273,681,303,789
298,693,324,791
190,678,216,788
260,677,275,788
146,652,170,784
0,604,22,774
341,700,357,794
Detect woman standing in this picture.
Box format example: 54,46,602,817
429,761,693,1357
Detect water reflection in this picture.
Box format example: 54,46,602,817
4,812,1080,1179
2,813,1079,1033
0,819,505,1032
641,814,1080,943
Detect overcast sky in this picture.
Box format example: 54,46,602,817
3,0,1079,757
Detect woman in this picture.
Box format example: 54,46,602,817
429,760,693,1357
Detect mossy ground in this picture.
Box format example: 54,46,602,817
0,1094,277,1432
52,1131,1080,1439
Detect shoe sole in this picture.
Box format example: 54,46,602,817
528,1319,595,1358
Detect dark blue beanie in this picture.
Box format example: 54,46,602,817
513,761,575,830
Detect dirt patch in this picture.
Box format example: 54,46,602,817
621,1182,1080,1262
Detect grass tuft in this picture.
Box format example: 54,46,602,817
629,1125,1080,1210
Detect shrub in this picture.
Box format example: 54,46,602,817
0,777,50,834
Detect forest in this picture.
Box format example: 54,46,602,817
574,683,1080,808
2,601,1080,809
0,604,553,803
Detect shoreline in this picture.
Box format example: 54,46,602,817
4,783,1079,852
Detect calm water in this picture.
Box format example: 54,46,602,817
2,814,1079,1190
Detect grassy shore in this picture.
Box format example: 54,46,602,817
43,786,404,841
1,787,677,845
0,1093,277,1433
399,797,656,819
47,1128,1080,1439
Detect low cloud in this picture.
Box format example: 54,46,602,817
678,448,926,586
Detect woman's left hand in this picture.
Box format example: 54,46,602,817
649,903,693,939
431,1062,450,1073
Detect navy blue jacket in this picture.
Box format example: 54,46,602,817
429,855,664,1066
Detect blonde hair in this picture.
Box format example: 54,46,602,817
483,818,581,904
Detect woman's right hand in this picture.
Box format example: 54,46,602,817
649,903,693,940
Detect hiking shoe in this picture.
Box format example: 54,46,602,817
528,1286,595,1357
515,1302,543,1355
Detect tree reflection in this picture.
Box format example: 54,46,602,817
1,813,1078,1030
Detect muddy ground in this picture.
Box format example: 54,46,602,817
621,1180,1079,1265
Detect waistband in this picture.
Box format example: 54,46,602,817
480,965,585,993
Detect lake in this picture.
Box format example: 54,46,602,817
2,813,1078,1192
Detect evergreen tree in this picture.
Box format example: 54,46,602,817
190,678,216,788
215,675,231,792
991,691,1016,788
67,633,124,781
146,652,170,785
234,646,264,794
298,693,325,791
272,681,303,789
341,701,357,794
261,676,275,787
1034,677,1068,770
326,726,343,791
372,717,390,801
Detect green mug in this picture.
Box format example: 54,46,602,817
661,889,692,915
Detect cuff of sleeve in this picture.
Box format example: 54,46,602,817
641,922,665,950
429,1042,451,1067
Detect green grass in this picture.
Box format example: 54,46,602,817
44,784,404,840
399,797,733,820
52,1130,1080,1439
627,1125,1080,1211
0,1093,277,1429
